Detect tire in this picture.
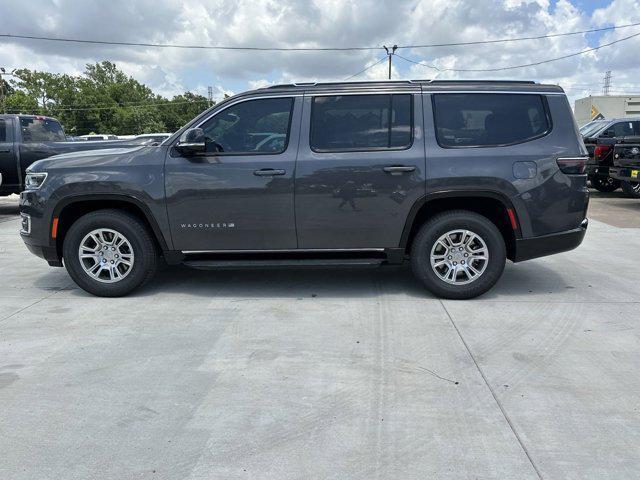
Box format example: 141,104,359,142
620,180,640,198
62,209,157,297
589,175,620,193
410,210,506,299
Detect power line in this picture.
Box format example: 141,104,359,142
2,21,640,52
394,30,640,72
398,21,640,48
0,33,378,51
344,56,388,80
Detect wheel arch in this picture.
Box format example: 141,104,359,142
52,194,169,260
400,191,520,260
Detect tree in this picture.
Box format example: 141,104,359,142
158,92,211,132
3,61,216,135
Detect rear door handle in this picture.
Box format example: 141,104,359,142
383,165,416,174
253,168,286,177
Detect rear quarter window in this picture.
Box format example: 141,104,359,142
432,93,551,148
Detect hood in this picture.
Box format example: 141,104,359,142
28,146,156,172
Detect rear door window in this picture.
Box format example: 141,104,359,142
432,93,550,148
310,94,413,152
19,117,66,142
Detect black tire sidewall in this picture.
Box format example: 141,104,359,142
63,211,156,297
621,181,640,198
411,212,506,299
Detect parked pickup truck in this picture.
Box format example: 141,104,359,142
0,114,141,196
581,117,640,193
610,137,640,198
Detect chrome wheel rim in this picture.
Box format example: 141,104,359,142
78,228,134,283
430,229,489,285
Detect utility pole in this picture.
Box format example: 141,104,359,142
602,70,612,96
383,45,397,80
0,68,8,114
207,86,213,106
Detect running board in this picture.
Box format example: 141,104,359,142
182,258,386,270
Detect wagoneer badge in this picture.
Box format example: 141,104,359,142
180,222,236,229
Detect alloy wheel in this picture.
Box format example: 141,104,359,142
430,229,489,285
78,228,135,283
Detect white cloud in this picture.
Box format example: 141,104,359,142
0,0,639,104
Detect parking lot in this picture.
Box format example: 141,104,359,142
1,191,639,479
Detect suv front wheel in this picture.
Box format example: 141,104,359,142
62,209,158,297
411,210,506,299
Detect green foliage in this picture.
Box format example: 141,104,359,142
2,61,213,136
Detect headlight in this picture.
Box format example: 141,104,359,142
24,172,48,190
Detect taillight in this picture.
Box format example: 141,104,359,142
594,144,612,160
556,157,587,174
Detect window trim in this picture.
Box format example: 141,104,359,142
309,93,415,154
193,96,296,157
431,93,553,149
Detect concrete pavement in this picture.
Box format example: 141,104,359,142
1,192,639,479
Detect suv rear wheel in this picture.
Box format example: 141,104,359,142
411,210,506,299
589,175,620,193
62,209,157,297
620,180,640,198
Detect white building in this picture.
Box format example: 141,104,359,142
574,95,640,127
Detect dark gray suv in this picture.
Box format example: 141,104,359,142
19,80,589,299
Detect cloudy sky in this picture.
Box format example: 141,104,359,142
1,0,639,105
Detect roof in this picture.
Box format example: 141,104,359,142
0,113,59,120
254,79,565,94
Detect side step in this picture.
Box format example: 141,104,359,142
183,258,386,270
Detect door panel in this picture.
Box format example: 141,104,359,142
165,96,302,251
294,92,426,249
0,118,17,192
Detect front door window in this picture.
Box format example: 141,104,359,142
200,97,294,155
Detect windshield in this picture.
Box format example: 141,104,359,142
19,116,66,142
580,121,608,138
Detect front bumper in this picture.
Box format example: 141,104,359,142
19,189,63,267
22,241,62,267
609,167,640,182
513,219,588,262
586,165,610,177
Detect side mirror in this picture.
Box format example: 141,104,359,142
176,128,206,154
601,129,615,138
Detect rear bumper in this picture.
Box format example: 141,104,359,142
609,167,640,182
513,219,588,262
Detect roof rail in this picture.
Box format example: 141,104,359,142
263,79,538,89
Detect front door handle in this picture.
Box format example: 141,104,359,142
253,168,286,177
383,165,416,174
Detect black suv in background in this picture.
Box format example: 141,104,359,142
581,118,640,193
20,80,589,299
